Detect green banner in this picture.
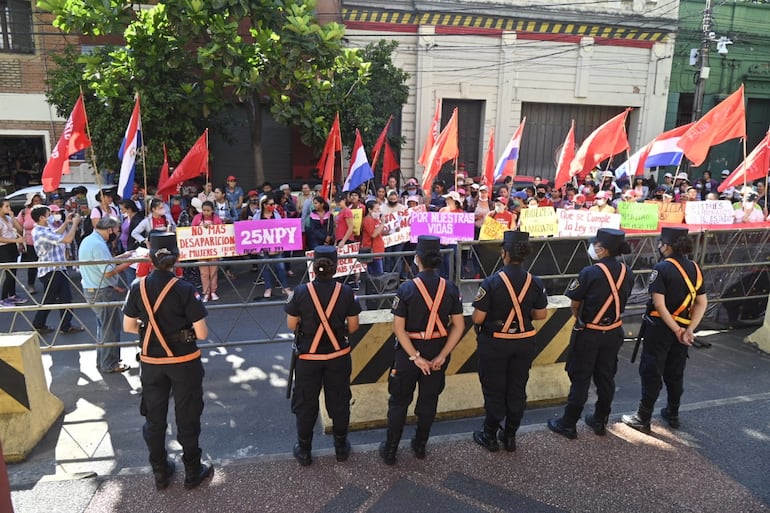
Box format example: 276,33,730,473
618,202,659,231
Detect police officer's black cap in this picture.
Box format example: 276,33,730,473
590,228,629,255
150,232,178,257
501,230,529,249
415,235,441,258
314,245,338,266
659,226,688,245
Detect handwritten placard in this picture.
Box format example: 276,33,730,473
306,242,367,279
352,209,363,236
479,215,509,240
519,206,559,237
646,200,684,223
177,225,238,261
409,211,475,244
381,210,412,247
557,209,621,237
617,202,659,231
684,200,734,225
233,218,303,254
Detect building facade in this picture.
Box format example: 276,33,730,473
342,0,679,181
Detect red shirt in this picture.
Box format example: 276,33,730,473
361,216,385,255
335,207,353,242
490,210,514,228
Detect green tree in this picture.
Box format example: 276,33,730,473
39,0,412,185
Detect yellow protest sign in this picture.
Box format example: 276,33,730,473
479,216,508,240
519,206,558,237
352,208,363,236
645,200,684,223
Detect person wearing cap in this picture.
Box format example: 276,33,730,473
400,178,424,202
79,215,133,373
285,245,362,466
489,196,516,229
92,188,120,222
123,232,213,490
30,205,85,335
0,198,28,307
473,185,494,231
622,227,707,433
471,231,548,452
465,182,481,212
225,175,244,214
684,186,700,202
589,191,616,214
599,170,620,194
380,235,464,465
239,190,261,220
673,172,690,200
548,228,633,439
733,189,764,223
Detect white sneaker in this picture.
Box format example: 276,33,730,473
210,292,219,301
202,294,209,303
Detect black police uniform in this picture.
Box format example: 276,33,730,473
285,273,361,456
123,268,208,477
550,231,633,437
386,268,463,450
472,263,547,444
640,253,704,414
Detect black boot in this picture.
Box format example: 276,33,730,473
150,459,175,491
182,451,214,490
584,412,608,436
473,422,500,452
410,425,430,459
333,433,351,462
621,402,653,434
547,405,580,440
379,430,400,465
293,437,312,466
661,404,680,429
497,426,517,452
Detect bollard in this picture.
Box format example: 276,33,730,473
0,332,64,462
320,296,574,432
745,309,770,354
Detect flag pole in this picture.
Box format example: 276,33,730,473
137,96,148,206
743,136,748,189
78,87,102,188
205,128,210,185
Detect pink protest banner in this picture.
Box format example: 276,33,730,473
234,218,303,254
306,242,367,279
409,211,475,244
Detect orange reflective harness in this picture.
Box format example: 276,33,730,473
493,272,536,339
297,282,351,361
585,263,627,332
407,277,448,340
650,257,703,326
139,277,201,365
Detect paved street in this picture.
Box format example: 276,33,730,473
3,268,770,512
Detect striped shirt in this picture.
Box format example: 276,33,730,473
32,224,68,278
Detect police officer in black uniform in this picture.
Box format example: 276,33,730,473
471,231,548,452
285,246,361,466
380,235,464,465
123,232,213,490
622,227,707,433
548,228,633,439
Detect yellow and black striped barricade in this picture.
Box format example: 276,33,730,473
0,332,64,462
320,296,574,432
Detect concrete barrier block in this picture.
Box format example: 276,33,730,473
0,332,64,462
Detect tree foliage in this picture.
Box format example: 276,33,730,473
39,0,409,184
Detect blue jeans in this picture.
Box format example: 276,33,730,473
83,287,123,371
33,270,74,330
384,243,404,276
263,256,289,289
120,267,137,289
367,258,384,276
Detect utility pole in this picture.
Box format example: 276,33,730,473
692,0,713,121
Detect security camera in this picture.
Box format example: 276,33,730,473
716,36,733,56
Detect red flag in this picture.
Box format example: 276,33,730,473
41,94,91,192
157,130,209,195
554,121,576,190
678,85,746,167
718,128,770,192
569,109,631,178
156,143,171,201
418,98,442,167
318,114,342,199
382,141,400,179
371,116,393,185
420,107,459,194
483,129,495,187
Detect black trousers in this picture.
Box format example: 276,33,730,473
140,358,205,465
565,327,623,421
386,340,449,438
0,243,18,299
639,321,688,409
477,334,537,431
291,354,352,440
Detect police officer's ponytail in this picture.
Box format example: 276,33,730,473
313,257,336,279
670,235,693,256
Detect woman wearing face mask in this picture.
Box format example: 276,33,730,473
256,193,291,299
0,199,28,306
132,198,177,248
548,228,633,439
361,200,388,276
589,191,616,213
734,191,765,223
488,197,515,229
